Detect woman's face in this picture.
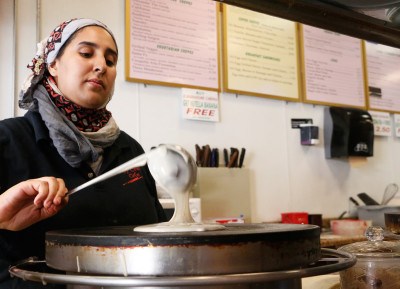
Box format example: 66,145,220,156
48,26,118,109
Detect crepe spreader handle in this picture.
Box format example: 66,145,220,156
65,154,148,197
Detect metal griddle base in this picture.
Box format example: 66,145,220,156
9,249,356,289
45,223,322,276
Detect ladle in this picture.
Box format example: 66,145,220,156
134,144,225,232
65,144,224,232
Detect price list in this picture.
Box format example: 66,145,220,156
365,42,400,113
223,4,300,100
127,0,219,90
369,111,392,137
302,25,366,108
394,114,400,137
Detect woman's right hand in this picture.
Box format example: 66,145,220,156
0,177,69,231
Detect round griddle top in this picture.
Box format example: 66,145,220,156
45,223,321,276
46,223,319,246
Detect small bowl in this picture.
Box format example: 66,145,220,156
330,219,370,236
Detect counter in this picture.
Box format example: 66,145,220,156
263,220,368,248
320,232,366,248
302,274,340,289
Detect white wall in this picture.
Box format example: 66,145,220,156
0,0,16,118
2,0,400,222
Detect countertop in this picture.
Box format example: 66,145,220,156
261,221,368,248
320,232,366,248
302,274,340,289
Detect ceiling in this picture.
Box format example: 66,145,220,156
321,0,400,22
321,0,400,10
215,0,400,48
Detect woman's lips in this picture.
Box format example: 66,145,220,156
87,79,104,88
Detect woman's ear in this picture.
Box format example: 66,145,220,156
48,61,58,77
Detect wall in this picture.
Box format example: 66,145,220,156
2,0,400,222
0,0,16,117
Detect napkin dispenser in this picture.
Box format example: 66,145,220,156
324,107,374,158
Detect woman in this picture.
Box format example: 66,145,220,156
0,19,166,288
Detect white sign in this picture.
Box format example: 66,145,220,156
182,88,219,122
366,42,400,113
302,25,366,108
369,111,392,136
127,0,219,90
394,114,400,137
224,5,300,100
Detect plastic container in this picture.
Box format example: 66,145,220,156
357,205,400,226
330,219,369,236
385,212,400,233
308,214,323,227
338,226,400,289
281,212,308,224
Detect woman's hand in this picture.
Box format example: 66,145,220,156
0,177,69,231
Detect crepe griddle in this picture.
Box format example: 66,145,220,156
45,223,320,276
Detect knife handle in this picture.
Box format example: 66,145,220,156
211,148,219,167
227,150,238,168
195,144,202,167
349,196,359,206
223,148,229,167
357,192,379,206
202,145,211,167
238,148,246,168
230,147,238,167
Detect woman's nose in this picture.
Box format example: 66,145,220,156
94,57,107,73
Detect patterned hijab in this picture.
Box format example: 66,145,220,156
19,18,117,132
18,19,120,171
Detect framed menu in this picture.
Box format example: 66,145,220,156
301,25,367,108
125,0,220,91
365,42,400,113
222,4,301,101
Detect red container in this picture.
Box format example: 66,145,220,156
281,212,309,224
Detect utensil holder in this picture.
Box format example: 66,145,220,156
193,168,251,222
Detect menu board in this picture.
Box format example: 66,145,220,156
301,25,367,108
365,42,400,113
125,0,220,91
223,4,300,101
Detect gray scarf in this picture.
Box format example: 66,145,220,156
28,85,120,171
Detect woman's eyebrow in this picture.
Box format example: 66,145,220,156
78,41,118,58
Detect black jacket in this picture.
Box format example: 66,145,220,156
0,111,166,288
